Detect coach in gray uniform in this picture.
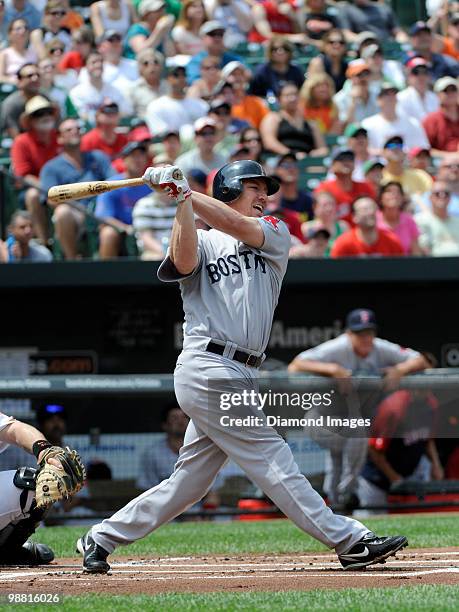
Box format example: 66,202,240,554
289,309,429,509
78,162,407,573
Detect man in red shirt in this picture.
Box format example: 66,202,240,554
331,196,404,257
11,96,59,244
315,148,376,223
81,102,128,159
422,77,459,157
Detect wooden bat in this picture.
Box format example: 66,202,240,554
47,169,184,204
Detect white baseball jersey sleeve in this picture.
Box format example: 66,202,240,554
158,216,290,353
0,411,14,454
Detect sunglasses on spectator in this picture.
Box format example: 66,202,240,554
279,162,297,169
60,124,81,134
202,64,219,71
212,107,230,116
412,67,429,76
49,10,67,16
20,70,39,79
32,108,54,118
107,35,122,43
198,129,216,136
207,30,224,37
50,46,64,54
444,86,458,93
432,190,450,197
386,142,404,150
242,136,261,143
272,46,289,52
328,39,345,45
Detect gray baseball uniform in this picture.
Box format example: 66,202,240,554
295,335,421,504
90,217,368,555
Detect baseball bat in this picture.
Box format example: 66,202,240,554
47,178,147,204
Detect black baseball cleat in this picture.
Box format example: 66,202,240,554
0,541,54,566
76,532,110,574
338,532,408,570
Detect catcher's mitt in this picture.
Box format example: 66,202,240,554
35,446,86,509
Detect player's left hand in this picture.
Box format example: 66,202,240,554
382,366,403,391
142,165,192,204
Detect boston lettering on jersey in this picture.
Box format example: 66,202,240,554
206,250,266,284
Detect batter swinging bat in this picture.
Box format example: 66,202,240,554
47,169,184,204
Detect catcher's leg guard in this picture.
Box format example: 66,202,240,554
0,467,54,565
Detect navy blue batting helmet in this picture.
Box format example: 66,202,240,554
212,160,280,203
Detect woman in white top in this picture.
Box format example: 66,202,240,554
171,0,207,56
90,0,136,41
0,19,37,84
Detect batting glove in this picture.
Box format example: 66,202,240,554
142,165,192,204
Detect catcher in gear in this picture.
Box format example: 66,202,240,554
0,410,85,565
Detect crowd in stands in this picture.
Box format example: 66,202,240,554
2,0,459,261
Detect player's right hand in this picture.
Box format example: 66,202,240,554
142,166,192,204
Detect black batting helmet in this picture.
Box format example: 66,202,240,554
212,160,280,203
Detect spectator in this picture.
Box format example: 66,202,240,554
273,152,313,219
208,98,240,157
338,0,406,44
263,186,304,247
381,136,433,196
30,0,72,60
0,19,37,84
153,128,181,162
359,390,443,512
361,84,430,154
123,0,174,60
40,118,114,259
11,95,59,243
293,226,330,258
186,21,242,84
422,77,459,156
407,21,459,81
333,60,379,126
238,126,264,164
93,29,138,90
415,181,459,256
0,62,42,138
344,123,371,181
89,0,136,41
302,0,341,45
408,147,433,174
249,0,301,45
175,117,227,177
38,57,66,114
288,308,428,507
221,61,269,130
308,28,349,93
57,25,94,74
301,190,349,254
81,102,128,159
136,404,189,491
4,0,41,32
315,148,376,222
248,36,304,100
211,81,251,134
397,58,440,123
434,155,459,215
1,211,52,262
36,403,66,445
359,42,405,93
145,64,208,137
171,0,207,56
362,158,385,194
187,55,221,102
95,142,151,259
437,12,459,62
69,51,132,124
260,82,327,157
300,72,340,134
204,0,253,49
330,196,404,257
128,48,167,118
377,182,422,256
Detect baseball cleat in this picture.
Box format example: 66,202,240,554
0,541,54,566
77,532,110,574
338,532,408,570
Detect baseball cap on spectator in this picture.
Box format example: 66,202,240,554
409,21,431,36
305,226,331,241
384,135,404,148
377,83,399,97
138,0,164,18
362,158,385,174
405,56,430,71
199,20,226,37
165,63,186,76
229,144,250,159
331,147,355,162
355,31,379,48
221,61,247,80
209,98,231,114
344,123,367,138
346,308,377,332
98,101,119,114
360,44,382,61
128,126,152,142
194,117,217,134
23,95,56,117
121,141,148,157
36,403,66,423
408,146,431,160
97,29,121,45
434,76,458,93
276,152,297,166
346,59,370,78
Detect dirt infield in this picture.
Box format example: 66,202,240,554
0,548,458,595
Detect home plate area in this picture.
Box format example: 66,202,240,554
0,549,458,595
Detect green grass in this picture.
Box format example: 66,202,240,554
32,514,459,558
2,586,458,611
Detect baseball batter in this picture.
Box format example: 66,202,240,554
78,161,407,573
